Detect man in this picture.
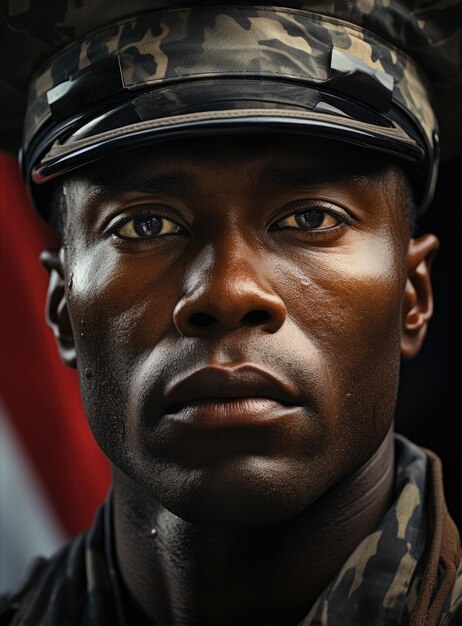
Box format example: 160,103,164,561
0,1,461,624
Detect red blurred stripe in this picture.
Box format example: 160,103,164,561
0,152,110,537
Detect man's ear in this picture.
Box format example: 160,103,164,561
40,248,77,368
401,234,440,360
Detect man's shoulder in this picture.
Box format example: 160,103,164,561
0,497,119,626
0,535,87,626
0,556,50,625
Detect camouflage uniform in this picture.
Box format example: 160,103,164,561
1,436,461,625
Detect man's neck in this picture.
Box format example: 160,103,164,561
112,428,395,625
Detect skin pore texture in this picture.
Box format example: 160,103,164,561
41,135,438,625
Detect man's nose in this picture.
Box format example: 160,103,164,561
172,241,287,337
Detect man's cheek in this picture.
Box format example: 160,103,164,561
68,255,145,345
284,236,405,335
279,238,405,404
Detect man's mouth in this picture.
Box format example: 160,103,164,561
161,364,303,427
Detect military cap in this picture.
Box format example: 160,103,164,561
0,0,461,217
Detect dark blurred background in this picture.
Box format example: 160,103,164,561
395,155,461,528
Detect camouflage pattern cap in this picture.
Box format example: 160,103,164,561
1,0,461,216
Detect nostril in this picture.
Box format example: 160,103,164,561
190,312,217,327
241,310,271,326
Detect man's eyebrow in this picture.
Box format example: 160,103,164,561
257,166,368,189
89,165,369,197
91,171,197,196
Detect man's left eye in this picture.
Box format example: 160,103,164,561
273,209,340,231
116,215,185,239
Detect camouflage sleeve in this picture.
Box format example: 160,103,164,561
443,558,462,625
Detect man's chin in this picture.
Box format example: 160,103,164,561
124,455,330,528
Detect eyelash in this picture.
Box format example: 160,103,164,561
106,203,352,242
106,209,187,240
270,203,353,231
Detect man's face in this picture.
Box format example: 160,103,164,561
54,135,417,526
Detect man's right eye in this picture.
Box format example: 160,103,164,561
114,214,186,240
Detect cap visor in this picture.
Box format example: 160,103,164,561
30,79,424,183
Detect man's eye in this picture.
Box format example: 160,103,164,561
115,215,185,239
274,209,340,231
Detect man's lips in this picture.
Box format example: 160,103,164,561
161,364,302,425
